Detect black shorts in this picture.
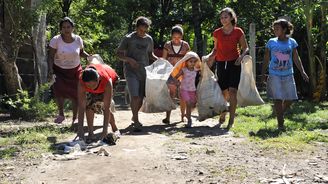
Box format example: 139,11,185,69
214,60,241,91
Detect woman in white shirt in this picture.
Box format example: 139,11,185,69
48,17,89,125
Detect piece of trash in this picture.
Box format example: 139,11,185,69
206,149,215,155
122,149,136,152
97,148,110,156
171,153,188,160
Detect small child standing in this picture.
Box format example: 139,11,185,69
173,52,200,127
261,19,309,130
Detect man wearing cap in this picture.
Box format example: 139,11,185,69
116,16,158,130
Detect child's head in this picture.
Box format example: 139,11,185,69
186,57,198,69
219,7,237,26
272,19,294,37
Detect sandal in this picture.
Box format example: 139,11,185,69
162,118,170,125
54,115,65,124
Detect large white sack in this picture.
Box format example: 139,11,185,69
141,58,176,113
237,55,264,106
197,60,227,121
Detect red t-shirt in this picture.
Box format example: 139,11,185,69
80,64,118,94
213,27,244,61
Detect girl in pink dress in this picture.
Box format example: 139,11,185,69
173,53,200,127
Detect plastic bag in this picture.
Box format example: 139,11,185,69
237,55,264,106
197,59,227,121
141,58,176,113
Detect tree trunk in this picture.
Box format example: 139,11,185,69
320,3,327,99
191,0,203,56
304,0,316,97
0,59,22,95
32,13,47,88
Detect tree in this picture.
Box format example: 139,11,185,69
0,0,36,95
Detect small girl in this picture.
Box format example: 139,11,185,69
173,52,201,127
261,19,309,130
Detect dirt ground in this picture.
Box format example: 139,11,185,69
1,100,328,184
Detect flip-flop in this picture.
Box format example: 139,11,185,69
162,119,170,125
54,115,65,124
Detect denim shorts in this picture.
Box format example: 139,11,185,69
267,75,298,100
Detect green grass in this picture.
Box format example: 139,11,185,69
230,101,328,151
0,125,74,159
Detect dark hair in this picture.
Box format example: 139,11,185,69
59,17,74,29
219,7,237,26
273,19,294,36
171,25,184,35
81,67,99,82
134,16,151,28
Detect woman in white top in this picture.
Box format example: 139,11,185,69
48,17,89,125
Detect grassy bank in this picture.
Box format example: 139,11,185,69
231,101,328,151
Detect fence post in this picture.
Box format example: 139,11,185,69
249,23,256,80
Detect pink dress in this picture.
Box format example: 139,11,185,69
180,68,197,103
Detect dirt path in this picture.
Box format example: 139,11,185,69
2,105,328,184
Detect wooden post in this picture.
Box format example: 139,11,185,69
249,23,256,80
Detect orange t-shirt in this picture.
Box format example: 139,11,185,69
213,27,244,61
80,64,118,94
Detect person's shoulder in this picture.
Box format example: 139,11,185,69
125,31,136,38
145,33,153,40
50,34,61,41
234,27,244,34
182,40,190,46
268,37,278,43
288,37,297,43
213,28,222,33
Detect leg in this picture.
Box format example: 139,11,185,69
86,108,95,139
274,100,284,129
163,111,171,124
227,88,237,129
282,100,292,114
180,100,186,122
185,102,192,127
54,96,65,123
130,96,143,124
219,90,230,124
71,98,78,125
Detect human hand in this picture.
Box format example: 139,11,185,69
234,56,243,66
127,58,139,70
301,72,309,82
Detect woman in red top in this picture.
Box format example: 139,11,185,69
208,7,249,130
77,63,120,142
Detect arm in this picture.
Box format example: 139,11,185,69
77,81,87,139
115,48,139,69
101,81,113,139
235,34,249,65
207,37,217,67
162,47,168,59
80,48,90,60
261,48,270,84
293,48,309,82
47,47,56,81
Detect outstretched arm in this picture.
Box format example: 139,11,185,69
101,81,113,139
77,81,87,139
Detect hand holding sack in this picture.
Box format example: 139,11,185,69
237,55,264,106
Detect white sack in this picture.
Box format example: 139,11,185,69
141,58,176,113
237,55,264,106
197,59,227,121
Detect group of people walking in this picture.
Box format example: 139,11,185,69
48,7,309,142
